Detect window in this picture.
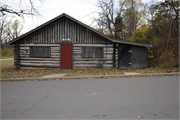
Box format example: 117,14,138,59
82,47,103,58
30,47,51,58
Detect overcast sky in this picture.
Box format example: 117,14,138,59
2,0,160,34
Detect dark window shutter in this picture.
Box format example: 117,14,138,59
89,47,93,58
30,47,51,58
82,47,103,58
95,47,103,58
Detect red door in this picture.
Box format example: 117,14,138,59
61,44,72,69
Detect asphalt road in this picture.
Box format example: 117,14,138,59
1,76,179,119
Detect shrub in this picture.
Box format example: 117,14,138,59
1,47,14,57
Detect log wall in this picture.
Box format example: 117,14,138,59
73,44,118,68
19,44,60,68
14,44,20,69
17,43,118,69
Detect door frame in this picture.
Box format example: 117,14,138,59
60,43,73,69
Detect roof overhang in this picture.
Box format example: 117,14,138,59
112,39,153,48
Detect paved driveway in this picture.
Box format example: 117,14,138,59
1,76,179,119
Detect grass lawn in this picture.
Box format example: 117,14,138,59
1,60,61,79
1,56,14,59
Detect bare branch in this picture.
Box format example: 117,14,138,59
0,0,41,17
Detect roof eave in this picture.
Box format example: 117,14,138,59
112,39,153,48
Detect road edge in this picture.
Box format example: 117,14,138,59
1,72,179,82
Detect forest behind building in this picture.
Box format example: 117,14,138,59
94,0,179,68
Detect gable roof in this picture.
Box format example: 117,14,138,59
8,13,152,48
8,13,113,45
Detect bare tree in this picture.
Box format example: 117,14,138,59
94,0,116,38
0,0,42,17
0,16,23,46
121,0,147,39
0,16,10,44
10,19,24,40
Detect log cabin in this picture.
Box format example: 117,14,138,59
8,13,152,70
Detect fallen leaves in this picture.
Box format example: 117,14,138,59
66,68,124,76
1,60,62,79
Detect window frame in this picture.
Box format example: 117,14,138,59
30,46,51,58
82,47,104,58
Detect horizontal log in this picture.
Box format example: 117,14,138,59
73,44,113,47
103,48,113,51
20,47,30,50
20,55,60,58
51,53,60,56
74,63,113,66
20,65,59,68
73,50,82,52
20,67,60,69
73,53,113,57
74,58,112,61
51,47,60,50
73,47,113,52
20,47,60,51
51,56,60,58
73,51,113,54
20,58,60,60
20,44,60,47
74,57,113,61
73,52,82,54
21,63,59,67
20,53,29,55
74,64,113,68
74,54,113,58
20,49,29,52
73,47,82,50
20,60,59,64
51,49,60,51
74,61,113,64
104,52,113,54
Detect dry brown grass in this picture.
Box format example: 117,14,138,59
1,60,179,79
65,68,124,76
130,67,179,74
1,60,61,79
